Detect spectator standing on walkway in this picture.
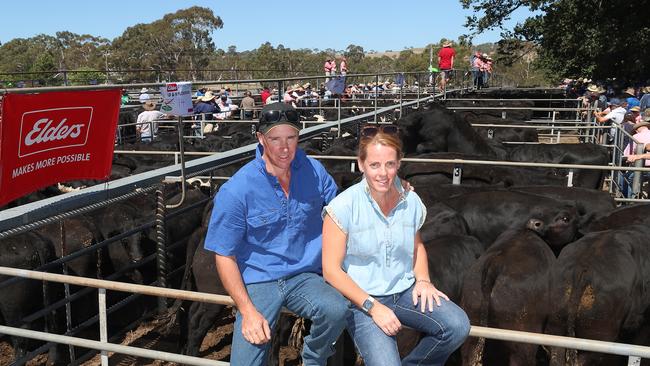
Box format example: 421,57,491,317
324,58,336,82
339,56,348,76
260,86,271,105
205,102,348,366
437,41,456,91
470,51,484,89
240,91,256,119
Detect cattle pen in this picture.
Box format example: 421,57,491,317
1,74,650,366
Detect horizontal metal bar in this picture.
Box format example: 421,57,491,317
0,325,227,366
308,155,650,172
448,106,588,111
470,326,650,359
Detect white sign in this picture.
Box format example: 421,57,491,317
159,82,193,116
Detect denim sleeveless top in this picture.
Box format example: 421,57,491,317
324,177,426,296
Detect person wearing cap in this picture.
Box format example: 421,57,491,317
204,102,348,366
437,41,456,91
629,106,642,123
215,94,238,120
136,100,165,142
260,86,271,105
594,97,628,142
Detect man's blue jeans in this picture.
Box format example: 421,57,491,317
230,272,348,366
346,284,470,366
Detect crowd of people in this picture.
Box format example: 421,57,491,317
567,79,650,196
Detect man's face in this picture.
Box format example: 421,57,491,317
257,124,299,172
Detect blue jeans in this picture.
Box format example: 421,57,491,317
347,284,470,366
230,272,348,366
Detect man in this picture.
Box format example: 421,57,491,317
437,41,456,91
594,97,627,142
204,102,347,366
136,100,164,142
240,90,256,119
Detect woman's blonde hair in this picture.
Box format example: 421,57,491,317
357,132,404,162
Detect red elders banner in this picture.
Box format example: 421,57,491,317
0,89,121,205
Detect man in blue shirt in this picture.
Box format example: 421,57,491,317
204,102,347,366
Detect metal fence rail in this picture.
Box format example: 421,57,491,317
0,266,647,365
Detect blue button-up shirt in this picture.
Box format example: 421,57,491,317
324,177,426,296
204,145,338,284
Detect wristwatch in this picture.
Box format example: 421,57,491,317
361,296,375,313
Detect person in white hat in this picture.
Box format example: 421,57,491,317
138,87,151,104
136,101,165,142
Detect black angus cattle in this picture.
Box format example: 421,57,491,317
0,232,65,365
441,98,535,121
400,153,568,188
396,103,505,159
460,229,555,366
510,185,616,218
435,190,581,251
506,143,610,189
582,203,650,233
545,225,650,366
456,112,539,143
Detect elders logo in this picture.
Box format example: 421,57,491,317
166,83,178,92
19,107,93,157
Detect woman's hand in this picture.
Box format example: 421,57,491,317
412,280,450,312
369,302,402,336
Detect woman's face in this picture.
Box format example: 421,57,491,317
358,143,400,194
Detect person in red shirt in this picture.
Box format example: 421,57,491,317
437,41,456,91
260,86,271,105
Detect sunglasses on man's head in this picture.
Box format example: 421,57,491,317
360,124,399,138
261,109,301,124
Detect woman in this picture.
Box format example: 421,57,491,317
322,125,470,366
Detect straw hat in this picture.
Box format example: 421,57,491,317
624,87,636,96
643,86,650,93
142,101,157,111
443,41,452,47
198,91,217,102
644,109,650,122
140,87,148,93
586,84,600,93
630,106,641,113
632,121,650,131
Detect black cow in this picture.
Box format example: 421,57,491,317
506,143,610,189
582,203,650,233
460,229,555,366
0,232,65,365
509,185,616,219
456,112,539,143
431,190,581,251
396,103,505,159
400,153,568,188
545,225,650,366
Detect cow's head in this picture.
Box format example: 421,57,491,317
526,204,579,253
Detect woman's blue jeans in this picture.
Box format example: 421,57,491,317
347,284,470,366
230,272,348,366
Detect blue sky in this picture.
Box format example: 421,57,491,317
0,1,535,52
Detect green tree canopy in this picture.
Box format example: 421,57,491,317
461,0,650,81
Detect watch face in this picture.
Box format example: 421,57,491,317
362,298,374,312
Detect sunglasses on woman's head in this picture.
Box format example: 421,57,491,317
360,124,399,138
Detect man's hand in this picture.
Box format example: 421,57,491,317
240,307,272,345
